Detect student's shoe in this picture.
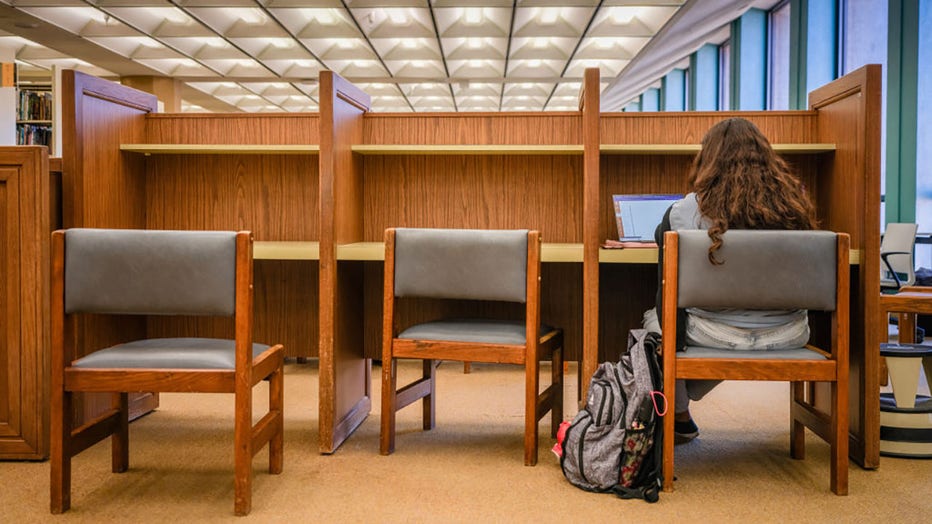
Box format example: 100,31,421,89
674,417,699,443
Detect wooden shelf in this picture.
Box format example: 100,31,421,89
120,144,320,155
351,144,584,155
17,120,52,125
599,143,836,154
600,248,660,263
254,241,319,260
336,242,584,262
598,247,861,264
334,243,860,264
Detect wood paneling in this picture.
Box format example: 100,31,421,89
60,70,158,424
361,155,583,242
318,71,372,454
144,113,320,145
364,112,581,145
0,146,50,459
810,65,883,468
599,111,819,144
144,155,319,241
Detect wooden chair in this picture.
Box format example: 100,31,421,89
50,229,284,516
380,228,563,466
661,230,850,495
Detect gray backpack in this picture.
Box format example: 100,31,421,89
559,329,665,502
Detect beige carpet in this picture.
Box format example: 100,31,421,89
2,360,930,523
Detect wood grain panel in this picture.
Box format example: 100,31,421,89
598,264,658,363
600,111,819,145
810,65,883,468
361,155,583,243
0,147,50,460
364,113,581,145
144,155,319,241
60,70,158,424
144,113,320,145
319,71,372,454
581,67,601,394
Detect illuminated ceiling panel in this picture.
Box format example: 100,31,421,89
0,1,687,113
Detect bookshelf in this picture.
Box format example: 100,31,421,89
16,85,53,149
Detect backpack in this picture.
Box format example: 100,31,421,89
557,329,666,502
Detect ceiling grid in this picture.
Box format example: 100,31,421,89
0,0,687,113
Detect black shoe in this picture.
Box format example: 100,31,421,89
674,418,699,442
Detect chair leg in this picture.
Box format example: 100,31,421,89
112,393,129,473
269,366,284,475
551,345,564,438
831,380,849,495
234,383,253,516
790,382,806,460
422,359,436,431
50,389,72,514
524,357,540,466
662,369,676,491
380,357,397,455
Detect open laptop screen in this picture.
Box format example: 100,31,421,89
612,194,682,242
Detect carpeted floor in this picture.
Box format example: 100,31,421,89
2,360,930,523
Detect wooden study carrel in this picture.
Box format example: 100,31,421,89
2,65,880,468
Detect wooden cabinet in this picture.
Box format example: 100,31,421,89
0,146,50,459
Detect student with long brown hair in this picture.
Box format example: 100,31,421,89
643,117,819,442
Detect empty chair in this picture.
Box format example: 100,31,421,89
380,227,564,465
880,222,918,292
661,230,850,494
50,229,284,516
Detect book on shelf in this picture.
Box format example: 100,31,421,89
17,89,53,121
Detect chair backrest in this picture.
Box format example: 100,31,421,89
674,230,839,311
63,228,238,316
880,222,918,289
391,228,530,303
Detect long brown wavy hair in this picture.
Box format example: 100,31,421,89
688,117,818,264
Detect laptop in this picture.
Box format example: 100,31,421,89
612,194,682,242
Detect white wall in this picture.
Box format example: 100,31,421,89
0,43,17,146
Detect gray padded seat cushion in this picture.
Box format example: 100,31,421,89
72,338,270,369
398,319,554,345
681,346,828,360
393,228,528,303
676,230,837,311
65,228,237,316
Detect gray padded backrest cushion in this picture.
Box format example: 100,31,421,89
65,228,237,316
676,230,837,311
393,228,529,302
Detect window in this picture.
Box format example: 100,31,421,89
916,2,931,268
683,66,696,111
841,0,890,232
767,0,790,110
719,39,731,110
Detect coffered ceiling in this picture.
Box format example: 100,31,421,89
0,1,761,113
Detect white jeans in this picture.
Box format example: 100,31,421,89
643,308,720,414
